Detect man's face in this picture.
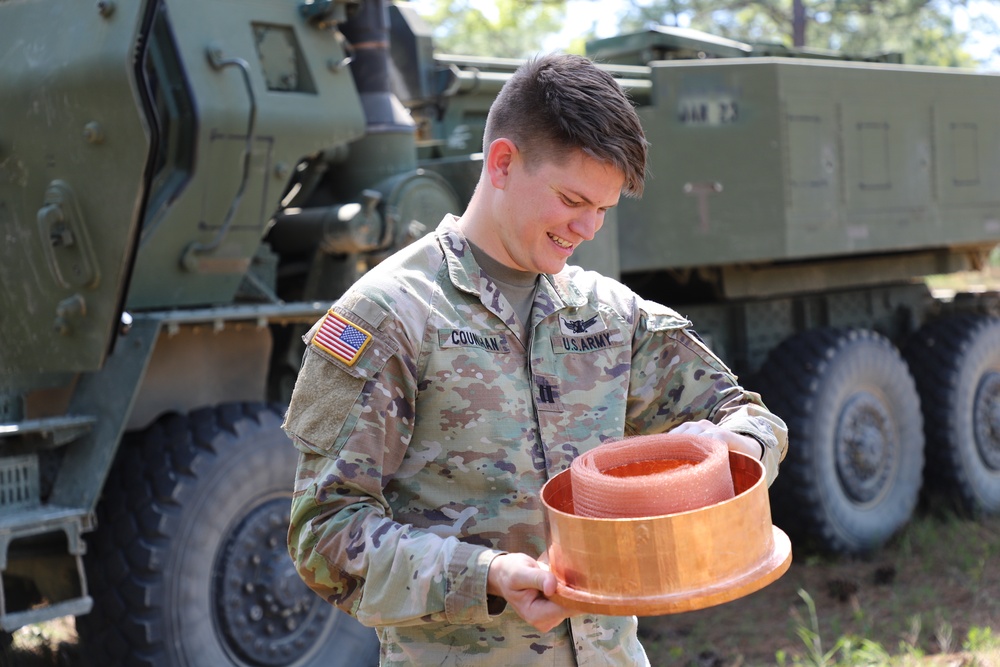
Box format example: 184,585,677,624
492,147,625,274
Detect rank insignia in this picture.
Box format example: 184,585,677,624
312,311,372,366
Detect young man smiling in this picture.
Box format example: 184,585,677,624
284,53,787,666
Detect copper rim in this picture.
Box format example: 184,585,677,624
541,451,792,616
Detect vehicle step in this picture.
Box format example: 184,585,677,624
0,595,93,632
0,505,92,566
0,505,93,631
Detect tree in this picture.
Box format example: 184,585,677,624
617,0,992,67
413,0,568,58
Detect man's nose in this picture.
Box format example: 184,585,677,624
569,210,602,241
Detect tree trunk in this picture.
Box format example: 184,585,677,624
792,0,807,46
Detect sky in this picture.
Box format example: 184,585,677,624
957,2,1000,69
546,0,626,45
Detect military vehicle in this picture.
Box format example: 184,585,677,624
2,0,999,664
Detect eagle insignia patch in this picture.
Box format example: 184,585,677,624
559,313,605,335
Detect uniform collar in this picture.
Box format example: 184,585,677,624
435,217,588,321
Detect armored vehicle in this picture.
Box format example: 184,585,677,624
1,0,998,664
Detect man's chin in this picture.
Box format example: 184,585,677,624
541,260,569,274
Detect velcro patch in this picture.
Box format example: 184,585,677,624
438,329,511,353
551,329,626,354
312,311,372,366
559,312,606,335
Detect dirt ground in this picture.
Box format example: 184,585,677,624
7,511,999,666
637,510,1000,666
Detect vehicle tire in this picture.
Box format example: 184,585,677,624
753,328,924,554
903,315,1000,514
77,402,380,667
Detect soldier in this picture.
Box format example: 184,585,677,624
283,53,787,666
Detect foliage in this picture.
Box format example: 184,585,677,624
409,0,996,67
788,588,841,666
411,0,567,57
780,589,944,666
963,626,997,653
616,0,992,66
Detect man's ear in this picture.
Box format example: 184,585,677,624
486,138,517,189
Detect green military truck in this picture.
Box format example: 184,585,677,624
2,0,998,664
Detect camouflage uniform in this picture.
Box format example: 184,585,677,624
284,216,787,666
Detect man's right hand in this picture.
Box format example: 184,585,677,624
486,552,576,632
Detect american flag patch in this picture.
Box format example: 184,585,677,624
312,311,372,366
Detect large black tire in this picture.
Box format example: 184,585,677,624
78,403,380,667
904,315,1000,514
754,329,925,554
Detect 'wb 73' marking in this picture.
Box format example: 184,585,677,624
678,96,740,126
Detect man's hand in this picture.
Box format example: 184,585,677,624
486,552,575,633
670,419,763,459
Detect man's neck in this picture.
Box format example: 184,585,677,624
455,190,515,271
467,241,538,288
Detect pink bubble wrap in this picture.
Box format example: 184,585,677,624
570,433,735,518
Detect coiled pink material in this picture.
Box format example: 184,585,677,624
570,433,736,518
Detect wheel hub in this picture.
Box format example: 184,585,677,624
835,391,896,504
214,497,333,666
974,371,1000,471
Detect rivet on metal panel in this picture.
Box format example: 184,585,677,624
53,294,87,335
96,0,115,18
206,43,226,69
83,122,105,145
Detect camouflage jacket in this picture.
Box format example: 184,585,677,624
283,217,788,666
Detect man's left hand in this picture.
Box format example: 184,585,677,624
669,419,763,459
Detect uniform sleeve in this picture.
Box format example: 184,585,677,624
283,303,503,628
625,300,788,484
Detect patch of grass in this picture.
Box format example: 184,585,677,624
639,512,1000,666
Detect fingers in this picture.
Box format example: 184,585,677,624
487,553,574,632
669,418,712,435
521,596,570,633
512,566,556,597
704,428,762,458
669,421,763,458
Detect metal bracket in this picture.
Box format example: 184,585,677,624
36,181,100,289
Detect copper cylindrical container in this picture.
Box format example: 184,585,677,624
541,451,791,616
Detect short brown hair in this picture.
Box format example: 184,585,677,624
483,53,647,197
